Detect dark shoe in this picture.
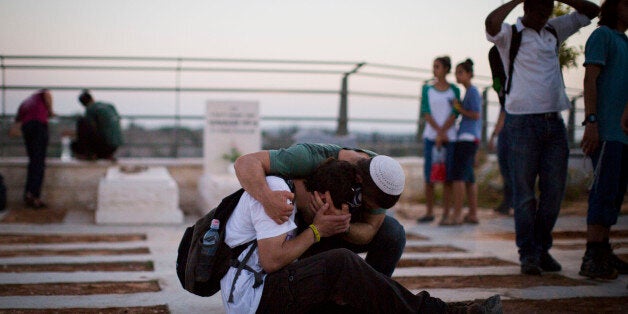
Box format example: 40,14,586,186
417,214,435,223
540,252,562,272
609,251,628,275
446,295,503,314
521,259,542,276
493,202,510,215
579,245,618,280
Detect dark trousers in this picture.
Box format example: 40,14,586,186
506,113,568,261
22,121,48,198
298,214,406,277
71,117,116,159
497,124,512,208
256,248,447,314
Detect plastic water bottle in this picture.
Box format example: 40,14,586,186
202,219,221,256
196,219,220,281
432,146,446,163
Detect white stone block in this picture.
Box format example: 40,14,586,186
197,173,242,215
96,166,183,224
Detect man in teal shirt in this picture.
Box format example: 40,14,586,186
235,143,406,277
71,90,123,160
579,0,628,280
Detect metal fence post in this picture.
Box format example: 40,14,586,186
1,56,5,156
482,87,489,147
172,58,182,157
336,63,364,136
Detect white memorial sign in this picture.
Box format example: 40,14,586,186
203,101,261,174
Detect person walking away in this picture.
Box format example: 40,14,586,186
15,89,54,209
417,56,460,225
579,0,628,280
485,0,600,275
450,59,482,225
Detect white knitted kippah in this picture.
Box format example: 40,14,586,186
369,155,405,196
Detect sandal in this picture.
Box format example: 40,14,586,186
463,215,479,225
417,215,435,223
439,216,462,226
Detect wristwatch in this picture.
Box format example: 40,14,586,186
581,114,597,126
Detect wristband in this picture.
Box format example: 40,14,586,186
309,224,321,242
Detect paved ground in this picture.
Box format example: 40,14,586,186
0,206,626,313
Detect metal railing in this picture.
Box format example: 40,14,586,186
1,55,585,157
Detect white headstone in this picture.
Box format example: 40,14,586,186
96,166,183,224
198,101,261,213
203,101,261,174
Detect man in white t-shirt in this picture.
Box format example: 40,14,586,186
220,158,502,313
486,0,599,276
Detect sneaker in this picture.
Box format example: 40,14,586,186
417,215,435,223
540,252,562,272
579,246,618,280
446,295,503,314
521,259,542,276
609,251,628,275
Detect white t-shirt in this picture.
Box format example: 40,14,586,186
486,12,591,114
220,176,297,314
422,87,457,141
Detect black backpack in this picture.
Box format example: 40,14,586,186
176,188,249,297
176,179,294,299
488,24,559,103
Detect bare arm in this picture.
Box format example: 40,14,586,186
234,152,294,224
43,90,54,117
485,0,524,37
559,0,600,19
343,212,385,245
489,110,506,151
257,201,351,273
581,65,601,156
453,99,480,120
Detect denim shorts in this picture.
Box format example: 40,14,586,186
587,141,628,227
450,141,478,182
423,139,455,183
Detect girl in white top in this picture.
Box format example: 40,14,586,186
417,56,461,225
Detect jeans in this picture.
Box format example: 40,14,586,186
257,248,447,314
497,122,512,208
298,215,405,277
22,121,48,198
505,113,568,262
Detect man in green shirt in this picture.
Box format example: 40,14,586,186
234,143,406,276
71,90,123,160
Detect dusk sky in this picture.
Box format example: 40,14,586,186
0,0,603,133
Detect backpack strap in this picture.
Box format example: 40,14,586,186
504,24,522,95
544,24,560,53
228,240,263,303
505,24,559,95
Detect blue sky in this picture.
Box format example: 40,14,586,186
0,0,603,133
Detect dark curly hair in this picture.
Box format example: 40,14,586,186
598,0,620,28
304,158,357,209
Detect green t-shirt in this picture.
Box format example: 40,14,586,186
268,143,384,214
85,101,123,148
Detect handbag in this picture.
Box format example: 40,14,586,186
8,121,22,138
